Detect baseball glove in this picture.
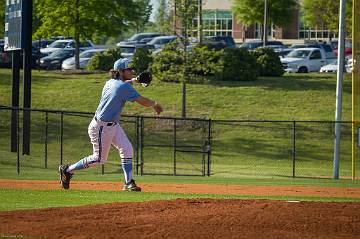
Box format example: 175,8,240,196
137,71,152,87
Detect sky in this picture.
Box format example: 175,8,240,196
150,0,160,21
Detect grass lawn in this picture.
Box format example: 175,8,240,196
1,187,359,212
0,69,359,211
0,69,358,181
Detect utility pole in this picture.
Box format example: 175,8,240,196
263,0,268,46
333,0,347,179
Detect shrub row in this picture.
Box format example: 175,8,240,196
87,43,284,82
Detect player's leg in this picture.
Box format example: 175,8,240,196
112,124,141,191
67,120,114,172
59,119,114,189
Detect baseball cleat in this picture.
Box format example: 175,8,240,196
59,165,73,190
122,179,141,192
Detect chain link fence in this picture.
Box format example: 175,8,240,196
0,106,358,179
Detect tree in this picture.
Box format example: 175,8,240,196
301,0,353,39
0,0,5,38
132,0,153,33
232,0,298,38
154,0,172,34
174,0,198,37
172,0,198,118
35,0,148,69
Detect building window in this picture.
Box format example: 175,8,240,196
255,23,275,39
298,12,336,40
199,10,232,36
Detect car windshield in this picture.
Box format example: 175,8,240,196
239,42,262,49
49,50,72,58
128,34,152,41
80,51,100,58
287,50,311,58
148,37,175,45
48,41,69,48
120,47,135,53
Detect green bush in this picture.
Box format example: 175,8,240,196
130,47,153,73
87,48,122,71
149,43,184,82
150,43,225,83
186,44,223,77
220,48,259,81
251,47,284,77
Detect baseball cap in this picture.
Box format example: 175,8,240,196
113,58,132,70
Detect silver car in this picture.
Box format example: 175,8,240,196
61,48,106,70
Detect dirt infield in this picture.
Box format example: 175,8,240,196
1,180,360,239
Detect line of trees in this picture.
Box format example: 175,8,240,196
0,0,152,69
0,0,354,69
0,0,354,42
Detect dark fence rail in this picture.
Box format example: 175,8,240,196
0,106,211,177
0,105,357,179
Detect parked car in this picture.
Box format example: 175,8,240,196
346,57,353,73
281,48,328,73
203,36,236,50
146,35,178,50
319,59,338,73
0,43,44,68
117,33,163,46
0,43,12,68
61,48,106,70
290,43,335,59
32,39,55,50
331,39,352,56
39,48,75,70
40,39,94,55
239,40,284,50
278,48,293,58
138,37,155,44
319,57,353,73
118,44,153,60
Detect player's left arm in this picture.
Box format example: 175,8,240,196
134,96,163,114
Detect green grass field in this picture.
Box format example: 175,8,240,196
0,69,359,210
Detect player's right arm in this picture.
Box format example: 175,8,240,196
134,96,163,115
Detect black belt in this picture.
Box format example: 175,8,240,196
94,116,116,126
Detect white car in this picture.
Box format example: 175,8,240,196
61,48,106,70
40,39,95,55
319,57,353,73
320,59,338,73
346,57,353,73
281,48,328,73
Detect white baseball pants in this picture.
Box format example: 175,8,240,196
83,118,133,168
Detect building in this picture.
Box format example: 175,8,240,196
199,0,333,43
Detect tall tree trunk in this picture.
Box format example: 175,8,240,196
242,24,246,43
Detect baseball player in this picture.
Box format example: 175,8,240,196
59,58,162,191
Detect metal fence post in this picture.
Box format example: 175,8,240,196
207,119,212,176
60,112,64,165
135,116,140,175
44,112,48,169
140,117,144,176
173,118,177,176
17,108,20,175
292,121,296,178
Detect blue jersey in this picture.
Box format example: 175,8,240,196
95,79,140,122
